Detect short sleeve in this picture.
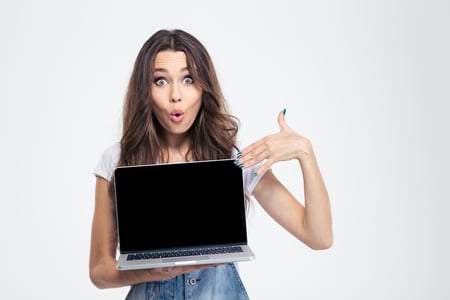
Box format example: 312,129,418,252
242,160,269,196
93,142,121,182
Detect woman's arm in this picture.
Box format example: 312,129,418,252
237,110,332,249
89,177,213,289
89,177,155,288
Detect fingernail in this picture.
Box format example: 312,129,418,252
282,108,286,115
236,152,242,158
234,160,239,165
238,164,244,169
252,172,258,177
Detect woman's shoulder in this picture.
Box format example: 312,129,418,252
103,142,121,158
93,142,121,181
234,142,270,196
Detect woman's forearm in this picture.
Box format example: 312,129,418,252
298,152,333,249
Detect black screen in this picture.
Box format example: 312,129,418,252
114,159,247,253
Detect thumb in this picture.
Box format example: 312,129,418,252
277,108,290,131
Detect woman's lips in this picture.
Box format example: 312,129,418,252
170,110,184,123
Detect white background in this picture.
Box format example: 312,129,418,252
1,0,449,299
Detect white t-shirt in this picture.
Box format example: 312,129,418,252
94,142,266,196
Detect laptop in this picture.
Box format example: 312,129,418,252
113,159,255,271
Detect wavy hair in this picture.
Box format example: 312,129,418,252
110,29,241,197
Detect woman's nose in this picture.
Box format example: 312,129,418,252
170,84,182,103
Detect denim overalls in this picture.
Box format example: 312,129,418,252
125,263,249,299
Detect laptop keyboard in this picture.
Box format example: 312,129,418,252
126,246,243,261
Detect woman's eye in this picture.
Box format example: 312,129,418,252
183,76,194,84
154,77,167,86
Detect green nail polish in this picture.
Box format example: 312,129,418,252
234,160,239,165
282,108,286,115
253,172,258,177
236,152,242,158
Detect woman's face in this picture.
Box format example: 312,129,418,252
151,50,203,142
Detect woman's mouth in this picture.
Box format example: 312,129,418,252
170,110,184,123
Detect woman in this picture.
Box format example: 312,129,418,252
89,29,332,299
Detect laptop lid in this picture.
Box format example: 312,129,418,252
113,159,255,270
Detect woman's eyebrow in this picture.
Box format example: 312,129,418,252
153,67,168,73
153,67,189,73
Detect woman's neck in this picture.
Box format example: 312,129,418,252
164,136,191,163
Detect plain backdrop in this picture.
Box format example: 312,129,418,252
1,0,449,299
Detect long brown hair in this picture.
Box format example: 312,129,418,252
109,29,241,197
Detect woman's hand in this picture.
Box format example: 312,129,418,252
152,264,222,280
241,108,333,250
236,109,313,176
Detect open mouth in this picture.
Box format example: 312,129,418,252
170,110,184,122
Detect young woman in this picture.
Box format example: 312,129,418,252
89,29,332,299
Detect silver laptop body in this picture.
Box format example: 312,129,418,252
113,159,255,271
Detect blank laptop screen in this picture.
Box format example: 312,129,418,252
114,159,248,253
